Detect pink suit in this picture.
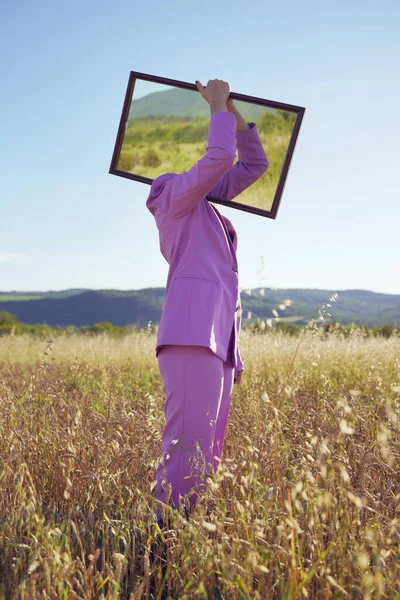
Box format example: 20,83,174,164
146,111,268,517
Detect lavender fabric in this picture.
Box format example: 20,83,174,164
146,111,268,372
154,344,235,518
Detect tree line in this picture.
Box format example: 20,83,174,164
0,311,398,339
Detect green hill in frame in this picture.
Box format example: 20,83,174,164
128,86,275,122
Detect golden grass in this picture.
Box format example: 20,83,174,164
0,330,399,599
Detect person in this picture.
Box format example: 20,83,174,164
146,79,269,524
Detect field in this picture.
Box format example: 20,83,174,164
0,329,399,599
117,113,295,212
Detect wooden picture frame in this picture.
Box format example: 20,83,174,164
109,71,305,219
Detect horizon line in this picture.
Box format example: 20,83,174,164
1,286,400,297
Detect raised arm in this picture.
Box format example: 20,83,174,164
207,100,269,202
147,80,237,219
165,114,237,218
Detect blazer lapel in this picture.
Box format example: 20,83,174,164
210,204,238,271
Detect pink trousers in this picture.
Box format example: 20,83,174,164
153,344,234,518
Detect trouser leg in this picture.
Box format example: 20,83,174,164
212,362,234,472
154,345,224,519
213,324,235,471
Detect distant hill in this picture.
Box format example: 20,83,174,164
129,87,273,122
0,288,399,328
0,289,89,299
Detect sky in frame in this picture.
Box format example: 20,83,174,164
0,0,399,295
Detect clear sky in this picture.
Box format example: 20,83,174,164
1,0,399,295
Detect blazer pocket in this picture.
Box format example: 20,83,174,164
173,275,221,288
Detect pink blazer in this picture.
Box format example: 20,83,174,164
146,111,268,372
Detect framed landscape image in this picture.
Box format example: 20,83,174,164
109,71,305,219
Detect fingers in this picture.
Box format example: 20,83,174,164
196,79,230,92
196,80,209,104
196,79,231,107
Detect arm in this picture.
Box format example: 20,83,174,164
147,80,237,219
227,98,250,132
165,111,237,218
208,100,269,202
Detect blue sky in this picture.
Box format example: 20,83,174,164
1,0,399,295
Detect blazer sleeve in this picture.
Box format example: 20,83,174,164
148,112,237,219
207,122,269,201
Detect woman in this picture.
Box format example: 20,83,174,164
146,79,268,523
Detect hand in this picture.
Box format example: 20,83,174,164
234,370,243,384
196,79,231,106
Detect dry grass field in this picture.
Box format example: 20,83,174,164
0,329,399,599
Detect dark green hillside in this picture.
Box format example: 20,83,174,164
0,289,165,328
244,288,400,327
0,288,398,329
